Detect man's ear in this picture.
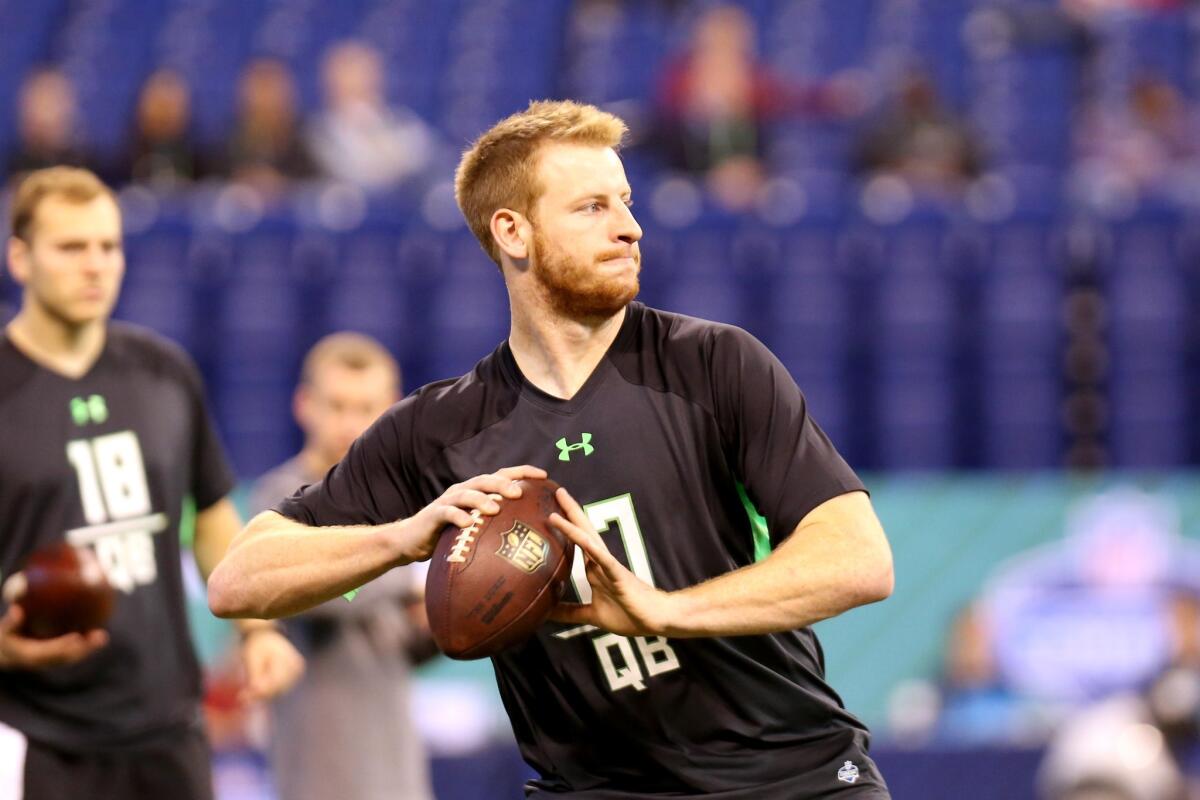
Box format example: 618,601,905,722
6,237,30,286
490,208,530,261
293,385,312,430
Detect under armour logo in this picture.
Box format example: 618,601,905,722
556,433,594,462
70,395,109,426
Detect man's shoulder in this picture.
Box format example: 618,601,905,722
615,303,759,397
631,302,755,353
0,332,37,405
387,347,519,450
106,322,198,380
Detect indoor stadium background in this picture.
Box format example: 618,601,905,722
4,1,1200,799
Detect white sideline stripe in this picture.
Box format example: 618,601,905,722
553,624,598,640
66,513,169,545
0,719,27,800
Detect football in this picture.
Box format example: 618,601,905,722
2,541,115,640
425,477,574,660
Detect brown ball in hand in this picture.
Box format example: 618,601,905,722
3,541,115,639
425,477,575,660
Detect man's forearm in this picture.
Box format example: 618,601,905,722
658,497,894,638
207,511,417,620
659,530,892,638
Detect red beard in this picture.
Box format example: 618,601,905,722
530,230,640,320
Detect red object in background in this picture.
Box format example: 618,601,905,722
10,541,115,639
425,478,574,660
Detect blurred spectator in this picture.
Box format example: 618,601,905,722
1063,0,1185,15
126,68,206,190
6,68,90,181
653,3,859,211
933,603,1036,744
1054,780,1140,800
221,58,316,197
249,333,434,800
899,489,1200,749
929,489,1200,748
1074,72,1200,201
306,41,439,191
853,68,984,194
1037,665,1200,800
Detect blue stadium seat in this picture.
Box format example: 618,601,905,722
980,371,1062,469
116,221,195,349
874,369,958,470
426,269,509,381
1109,369,1189,468
218,383,299,479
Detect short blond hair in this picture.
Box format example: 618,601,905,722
300,332,401,393
454,99,628,263
10,166,117,243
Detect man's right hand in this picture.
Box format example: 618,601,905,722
401,465,548,562
0,603,108,670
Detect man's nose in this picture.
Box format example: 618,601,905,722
612,202,643,245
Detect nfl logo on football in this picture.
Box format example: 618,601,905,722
496,522,549,573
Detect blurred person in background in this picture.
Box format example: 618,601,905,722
1054,780,1139,800
221,58,316,198
249,332,434,800
1037,665,1200,800
653,3,861,211
931,603,1032,743
853,67,985,194
0,167,303,799
1073,72,1200,202
6,68,91,182
306,41,440,192
926,489,1200,750
125,68,207,191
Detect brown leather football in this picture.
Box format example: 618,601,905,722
425,477,574,660
3,541,115,640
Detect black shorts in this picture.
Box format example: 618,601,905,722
0,721,213,800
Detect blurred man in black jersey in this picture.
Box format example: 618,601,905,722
0,167,304,800
211,101,894,799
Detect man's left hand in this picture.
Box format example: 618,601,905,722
546,487,676,638
239,627,305,701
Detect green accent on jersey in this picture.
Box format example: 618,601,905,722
179,495,196,546
342,588,360,602
70,396,90,426
88,395,108,424
556,432,594,461
70,395,109,426
736,482,771,563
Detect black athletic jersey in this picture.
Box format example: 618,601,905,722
0,322,235,751
277,303,888,798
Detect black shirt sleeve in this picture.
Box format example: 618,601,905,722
710,325,864,546
176,346,236,510
274,398,423,526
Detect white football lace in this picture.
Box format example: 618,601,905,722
446,509,484,563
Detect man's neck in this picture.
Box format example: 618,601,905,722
5,306,107,379
507,301,627,401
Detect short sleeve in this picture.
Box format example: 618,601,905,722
179,354,236,511
710,327,864,546
273,398,424,527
